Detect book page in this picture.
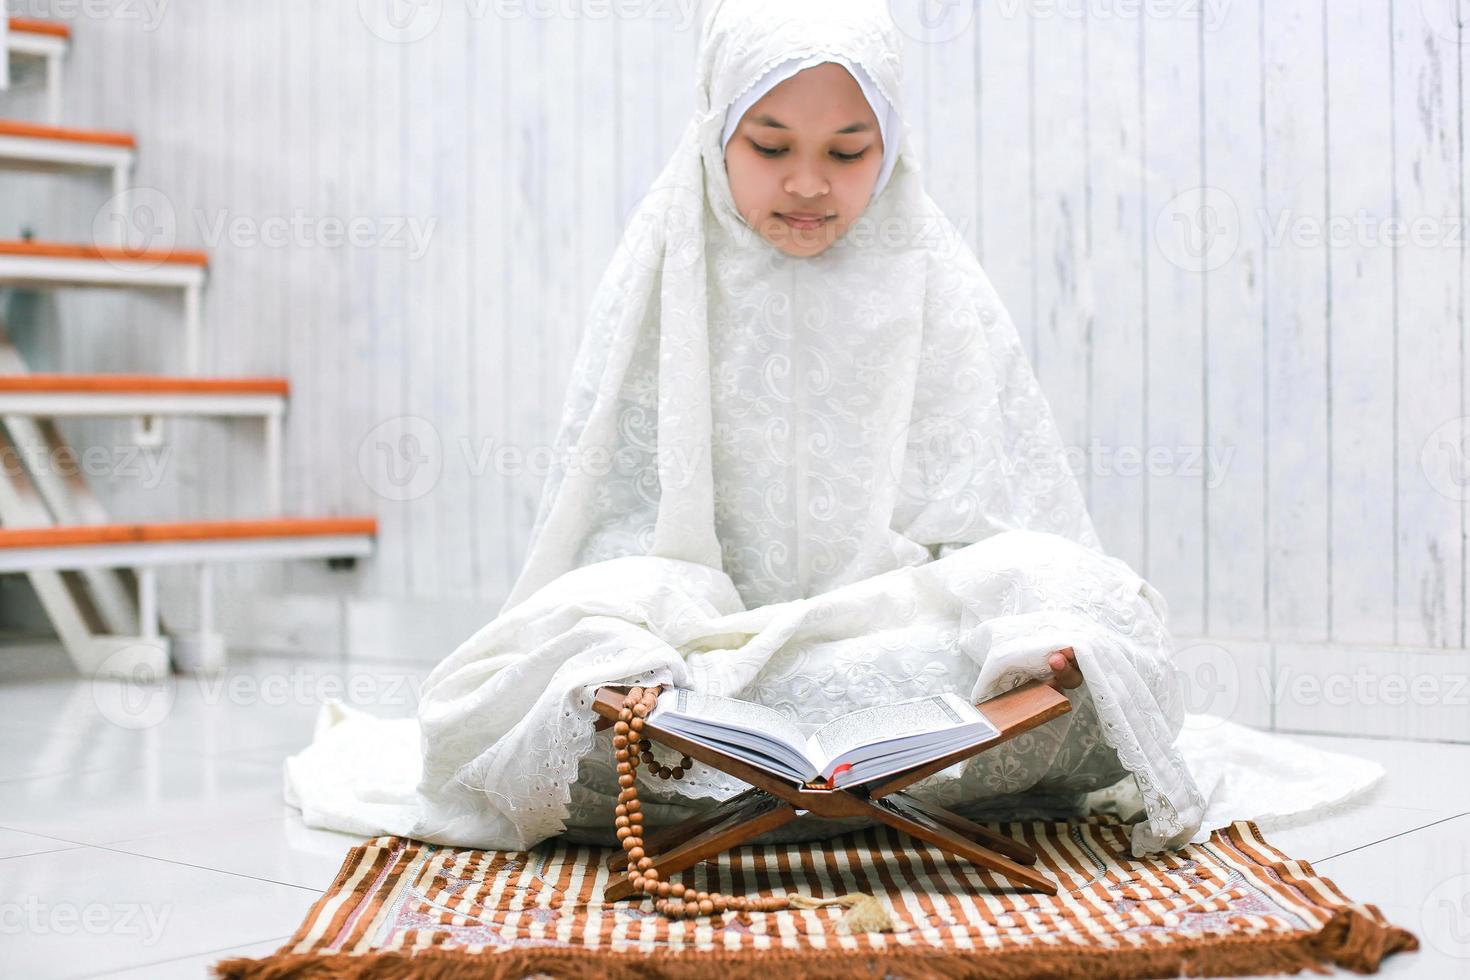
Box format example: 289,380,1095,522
805,693,989,770
651,688,812,766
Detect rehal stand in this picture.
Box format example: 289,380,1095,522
590,666,1075,902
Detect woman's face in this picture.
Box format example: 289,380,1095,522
723,62,885,258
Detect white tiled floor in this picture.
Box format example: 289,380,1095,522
0,644,1463,978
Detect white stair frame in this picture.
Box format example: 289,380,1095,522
0,532,377,573
0,129,134,202
0,252,207,373
0,322,140,638
0,530,374,675
0,425,152,675
5,24,68,125
3,414,143,632
0,388,286,515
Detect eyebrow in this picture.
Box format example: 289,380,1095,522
749,113,872,134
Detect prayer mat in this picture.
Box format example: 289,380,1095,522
212,815,1416,979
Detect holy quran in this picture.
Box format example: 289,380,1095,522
647,688,999,789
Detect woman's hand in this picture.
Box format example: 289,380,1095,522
1046,646,1083,690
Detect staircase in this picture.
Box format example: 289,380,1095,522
3,17,68,124
1,16,377,678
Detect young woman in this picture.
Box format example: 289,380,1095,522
288,0,1205,860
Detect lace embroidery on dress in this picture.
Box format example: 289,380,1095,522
300,0,1207,857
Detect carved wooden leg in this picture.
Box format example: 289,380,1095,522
603,787,766,871
864,795,1057,895
602,794,800,903
887,792,1038,865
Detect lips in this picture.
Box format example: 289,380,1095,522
777,212,833,230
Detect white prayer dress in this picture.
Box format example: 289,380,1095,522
286,0,1209,859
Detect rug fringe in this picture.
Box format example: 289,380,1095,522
1308,907,1420,973
211,910,1420,980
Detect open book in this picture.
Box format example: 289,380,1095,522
647,688,999,789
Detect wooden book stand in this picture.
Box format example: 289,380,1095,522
590,672,1073,903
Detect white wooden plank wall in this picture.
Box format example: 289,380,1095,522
0,3,1465,692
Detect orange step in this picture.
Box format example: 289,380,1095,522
0,517,378,550
0,239,209,268
0,119,136,149
7,17,70,40
0,374,289,397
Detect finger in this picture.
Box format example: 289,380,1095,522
1046,652,1080,690
1047,666,1082,691
1047,669,1082,691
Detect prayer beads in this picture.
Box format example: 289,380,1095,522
613,685,790,918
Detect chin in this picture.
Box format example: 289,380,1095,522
773,239,833,258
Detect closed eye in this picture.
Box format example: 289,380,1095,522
750,141,868,163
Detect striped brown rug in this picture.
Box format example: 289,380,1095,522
213,815,1416,979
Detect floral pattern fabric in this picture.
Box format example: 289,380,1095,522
287,0,1206,858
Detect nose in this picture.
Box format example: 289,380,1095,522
783,160,830,199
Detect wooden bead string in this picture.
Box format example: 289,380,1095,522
614,685,790,918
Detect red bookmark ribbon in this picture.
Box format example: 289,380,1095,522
825,762,854,788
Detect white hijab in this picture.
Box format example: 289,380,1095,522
719,53,902,202
501,0,1101,615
